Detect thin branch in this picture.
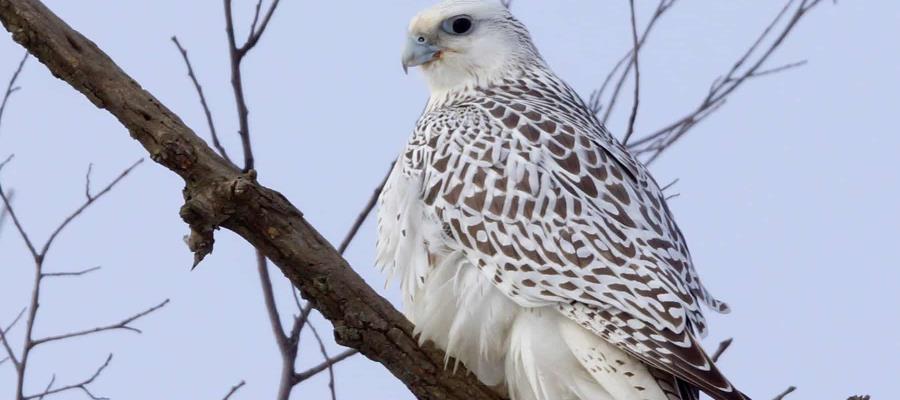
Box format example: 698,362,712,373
0,51,27,134
0,155,40,260
255,251,296,400
294,349,358,384
0,307,26,370
749,59,808,79
660,178,680,192
223,0,281,171
241,0,280,54
255,252,289,351
36,374,55,400
0,188,15,236
622,0,641,145
222,380,246,400
39,159,143,259
288,300,313,345
42,266,102,278
596,0,675,122
83,163,93,200
171,36,232,164
337,162,394,254
22,354,112,400
772,386,797,400
307,320,339,400
629,0,826,164
711,337,733,362
31,299,169,347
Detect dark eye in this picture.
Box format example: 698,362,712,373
441,15,473,35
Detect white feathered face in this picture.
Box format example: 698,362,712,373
403,0,532,93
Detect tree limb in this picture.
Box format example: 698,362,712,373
0,1,503,399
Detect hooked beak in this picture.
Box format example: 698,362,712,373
402,37,441,74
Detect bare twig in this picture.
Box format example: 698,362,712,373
254,251,297,400
22,354,112,400
0,156,154,400
337,162,394,254
749,59,808,79
627,0,827,164
171,36,232,164
222,380,246,400
223,0,281,172
593,0,675,121
0,307,26,370
0,51,26,134
294,349,358,384
42,266,102,278
772,386,797,400
41,159,143,259
0,189,14,236
307,321,338,400
31,299,169,346
622,0,641,145
711,337,733,362
0,155,39,260
35,374,54,400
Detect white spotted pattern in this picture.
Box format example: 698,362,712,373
377,2,748,400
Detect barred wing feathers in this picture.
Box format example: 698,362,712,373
407,71,742,400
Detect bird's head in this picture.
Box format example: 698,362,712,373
402,0,540,94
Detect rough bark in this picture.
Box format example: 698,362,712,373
0,1,503,399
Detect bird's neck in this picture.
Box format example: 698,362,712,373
425,61,546,110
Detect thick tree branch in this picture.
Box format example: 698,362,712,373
0,1,502,399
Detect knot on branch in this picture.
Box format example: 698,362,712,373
180,170,257,269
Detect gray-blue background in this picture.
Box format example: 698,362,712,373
1,1,897,399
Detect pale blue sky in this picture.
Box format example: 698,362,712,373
1,1,898,399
